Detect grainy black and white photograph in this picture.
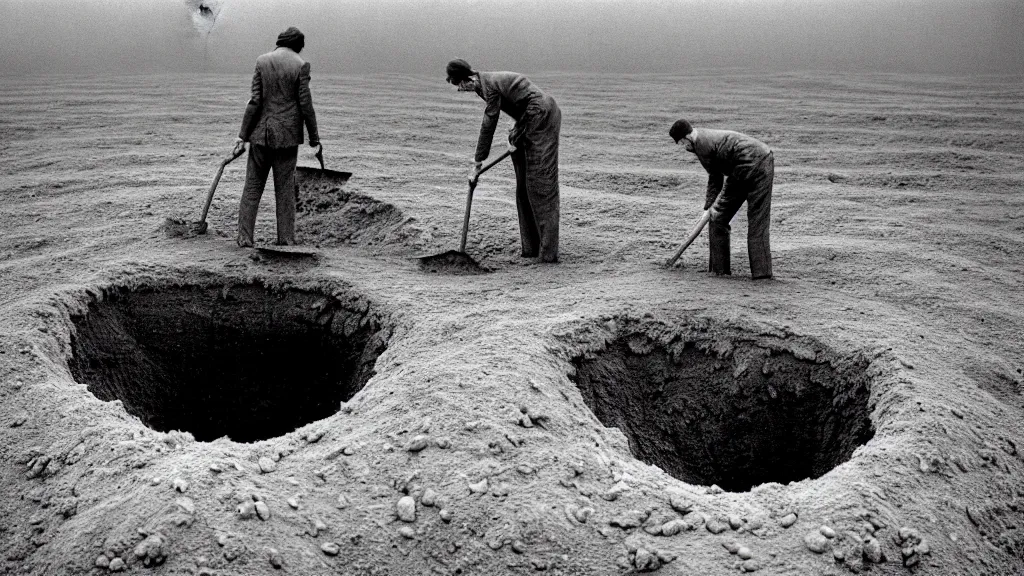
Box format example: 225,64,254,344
1,0,1023,574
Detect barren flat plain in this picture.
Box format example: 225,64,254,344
1,72,1023,575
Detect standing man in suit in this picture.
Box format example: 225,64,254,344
235,26,320,247
446,59,562,263
671,119,774,279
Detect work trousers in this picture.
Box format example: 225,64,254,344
237,144,298,246
511,94,561,263
708,152,774,279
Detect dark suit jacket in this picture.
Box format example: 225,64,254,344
239,47,319,148
473,71,545,162
690,129,772,209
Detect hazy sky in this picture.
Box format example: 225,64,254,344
1,0,1022,75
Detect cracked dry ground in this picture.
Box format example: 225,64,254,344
1,72,1023,575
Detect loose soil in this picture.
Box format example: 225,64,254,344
1,72,1023,575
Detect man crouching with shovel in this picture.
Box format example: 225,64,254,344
234,26,320,247
667,119,774,280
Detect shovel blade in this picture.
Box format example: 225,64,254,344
416,250,487,275
162,217,207,238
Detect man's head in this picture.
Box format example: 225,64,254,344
446,59,478,91
670,119,695,152
276,27,305,53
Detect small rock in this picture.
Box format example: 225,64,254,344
407,435,429,452
575,506,595,524
706,518,728,534
723,541,741,554
512,540,527,553
255,501,271,521
434,437,451,449
439,508,453,523
342,446,355,456
820,525,837,539
286,497,299,510
133,533,167,567
728,515,743,530
804,532,830,554
863,536,883,563
336,494,350,509
268,547,284,568
779,513,797,528
421,488,438,507
237,501,256,519
109,557,126,572
633,547,660,571
172,478,189,493
661,519,687,536
95,554,110,568
741,558,762,572
258,457,276,473
307,519,327,538
468,478,489,495
176,497,195,515
397,496,416,522
669,494,693,514
398,526,416,539
320,542,340,556
737,546,753,560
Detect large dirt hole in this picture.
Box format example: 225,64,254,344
569,325,875,492
68,283,389,443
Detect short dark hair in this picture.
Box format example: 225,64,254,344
669,119,693,143
276,27,305,53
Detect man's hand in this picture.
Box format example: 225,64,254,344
309,139,320,148
232,137,246,157
468,161,482,186
506,143,517,155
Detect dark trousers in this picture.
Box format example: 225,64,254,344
511,95,561,263
237,144,298,246
708,152,774,279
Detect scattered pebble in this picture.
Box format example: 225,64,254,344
399,526,416,539
820,525,836,539
172,478,189,493
574,507,595,524
633,547,660,571
468,478,489,495
779,513,797,528
662,519,687,536
175,497,195,515
421,488,438,507
397,496,416,522
804,532,829,554
723,541,741,554
336,494,349,509
728,515,743,530
516,464,535,475
439,509,453,523
706,519,728,534
268,547,284,568
237,501,256,519
255,501,271,521
669,494,693,514
863,537,883,563
512,539,527,553
434,438,451,449
286,497,299,510
737,546,753,560
95,554,110,568
407,435,429,452
741,558,762,572
209,462,223,473
258,457,277,473
320,542,340,556
108,557,126,572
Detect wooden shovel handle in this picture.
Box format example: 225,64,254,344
199,146,245,223
665,209,712,268
459,149,513,253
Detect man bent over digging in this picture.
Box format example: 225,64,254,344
671,119,774,279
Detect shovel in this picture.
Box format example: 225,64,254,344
664,209,711,268
417,149,513,274
163,143,245,238
296,144,352,206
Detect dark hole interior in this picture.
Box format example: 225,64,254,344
569,333,875,492
68,284,387,443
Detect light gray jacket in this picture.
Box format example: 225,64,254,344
239,47,319,148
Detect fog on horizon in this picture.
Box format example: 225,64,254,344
1,0,1022,76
